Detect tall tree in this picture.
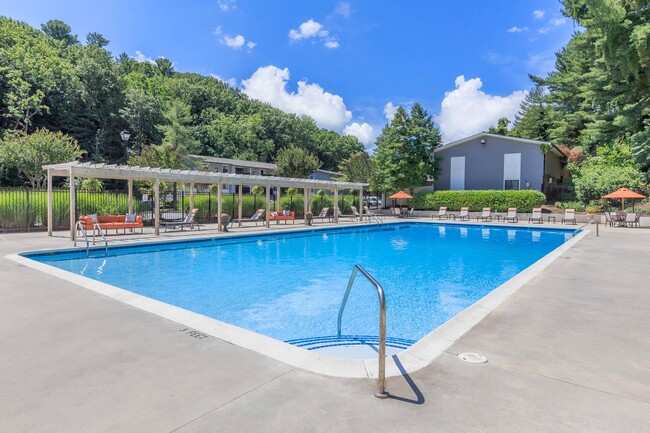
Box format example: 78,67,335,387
274,146,321,178
488,117,511,136
339,152,374,183
373,104,441,193
40,19,78,46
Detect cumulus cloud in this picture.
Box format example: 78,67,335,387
383,102,398,121
539,16,568,33
241,65,352,131
289,19,327,40
343,122,375,145
214,27,256,50
324,40,339,49
133,50,156,64
533,10,545,19
435,75,527,143
507,26,528,33
218,0,236,11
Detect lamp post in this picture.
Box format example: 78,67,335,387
120,129,131,161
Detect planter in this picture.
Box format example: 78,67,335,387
220,214,231,232
305,211,313,226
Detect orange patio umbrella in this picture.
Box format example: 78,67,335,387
601,188,646,211
389,191,413,208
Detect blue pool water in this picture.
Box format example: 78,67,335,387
26,223,575,350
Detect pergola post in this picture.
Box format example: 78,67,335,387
334,188,339,224
189,182,195,211
69,167,76,241
276,187,282,212
217,182,222,232
303,187,309,225
238,184,243,227
47,169,53,236
154,179,160,235
127,179,133,215
358,187,364,221
265,183,271,228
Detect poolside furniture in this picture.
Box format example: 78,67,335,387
350,205,363,221
161,208,200,232
337,209,357,220
269,211,295,224
625,212,641,228
457,207,470,221
604,211,614,227
391,207,401,218
434,206,449,220
312,207,330,223
561,209,576,225
503,208,518,223
78,214,144,234
405,208,414,218
529,208,543,224
477,208,492,222
234,209,265,227
364,205,383,221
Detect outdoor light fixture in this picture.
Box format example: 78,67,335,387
120,130,131,142
480,139,486,146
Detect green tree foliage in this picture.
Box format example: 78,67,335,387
0,129,83,187
488,117,511,135
339,152,374,183
40,19,78,46
510,85,553,142
119,89,164,152
86,32,109,48
373,103,441,192
274,146,321,178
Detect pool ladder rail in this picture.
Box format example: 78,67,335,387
337,264,388,399
74,221,109,255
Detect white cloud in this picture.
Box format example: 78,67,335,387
550,17,567,26
241,65,352,131
507,26,528,33
213,26,222,36
246,41,257,49
334,2,351,18
211,74,238,88
132,50,156,65
533,10,545,19
289,19,327,40
383,102,398,121
527,51,556,76
435,75,527,143
218,0,236,11
324,40,339,49
223,34,245,49
343,122,375,145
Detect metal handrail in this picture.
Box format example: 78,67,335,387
93,222,109,252
337,264,388,398
74,221,90,255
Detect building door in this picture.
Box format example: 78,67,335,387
450,156,465,190
503,153,521,190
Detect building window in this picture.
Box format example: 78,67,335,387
503,153,521,190
504,180,520,190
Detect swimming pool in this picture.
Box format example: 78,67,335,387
23,222,577,359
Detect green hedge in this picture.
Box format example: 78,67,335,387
411,190,546,212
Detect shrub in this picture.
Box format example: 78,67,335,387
411,190,546,212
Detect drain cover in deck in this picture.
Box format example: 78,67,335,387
458,352,488,364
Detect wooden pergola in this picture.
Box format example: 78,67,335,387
42,161,367,240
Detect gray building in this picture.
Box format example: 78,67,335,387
433,133,566,194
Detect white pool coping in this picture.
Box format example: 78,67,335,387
6,222,588,379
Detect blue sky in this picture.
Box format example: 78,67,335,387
1,0,575,147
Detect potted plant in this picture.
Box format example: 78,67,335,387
305,211,313,226
585,205,598,223
220,213,231,232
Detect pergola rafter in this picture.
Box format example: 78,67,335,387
43,161,367,240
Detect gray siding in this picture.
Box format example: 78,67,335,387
434,135,546,191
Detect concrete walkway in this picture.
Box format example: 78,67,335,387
1,222,649,432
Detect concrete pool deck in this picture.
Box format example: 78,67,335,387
1,220,649,432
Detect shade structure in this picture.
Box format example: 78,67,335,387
389,191,413,199
601,188,646,211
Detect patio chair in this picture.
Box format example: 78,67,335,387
561,209,576,225
364,205,383,222
312,207,330,223
161,208,200,232
337,208,357,220
529,208,543,224
457,207,470,221
406,208,414,218
350,205,363,221
625,212,641,228
604,211,614,227
504,208,518,223
234,209,265,227
434,206,449,220
391,207,401,218
477,207,492,222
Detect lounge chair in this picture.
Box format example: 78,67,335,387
337,208,357,220
529,208,543,224
561,209,576,225
364,205,383,221
234,209,265,227
312,207,330,223
350,205,363,221
625,212,641,228
477,207,492,222
504,208,518,223
161,208,200,232
434,206,449,220
406,208,414,218
391,207,401,218
457,207,470,221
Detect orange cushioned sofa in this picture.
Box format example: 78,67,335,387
78,215,144,234
269,211,295,224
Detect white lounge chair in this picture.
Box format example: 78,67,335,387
457,207,470,221
561,209,576,225
312,207,330,223
337,208,357,220
529,208,543,224
350,205,363,221
504,208,518,223
477,207,492,222
434,206,449,220
234,209,265,227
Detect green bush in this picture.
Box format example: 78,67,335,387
554,201,586,212
411,190,546,212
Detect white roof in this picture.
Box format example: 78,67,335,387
43,161,366,189
191,155,277,170
434,132,564,157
